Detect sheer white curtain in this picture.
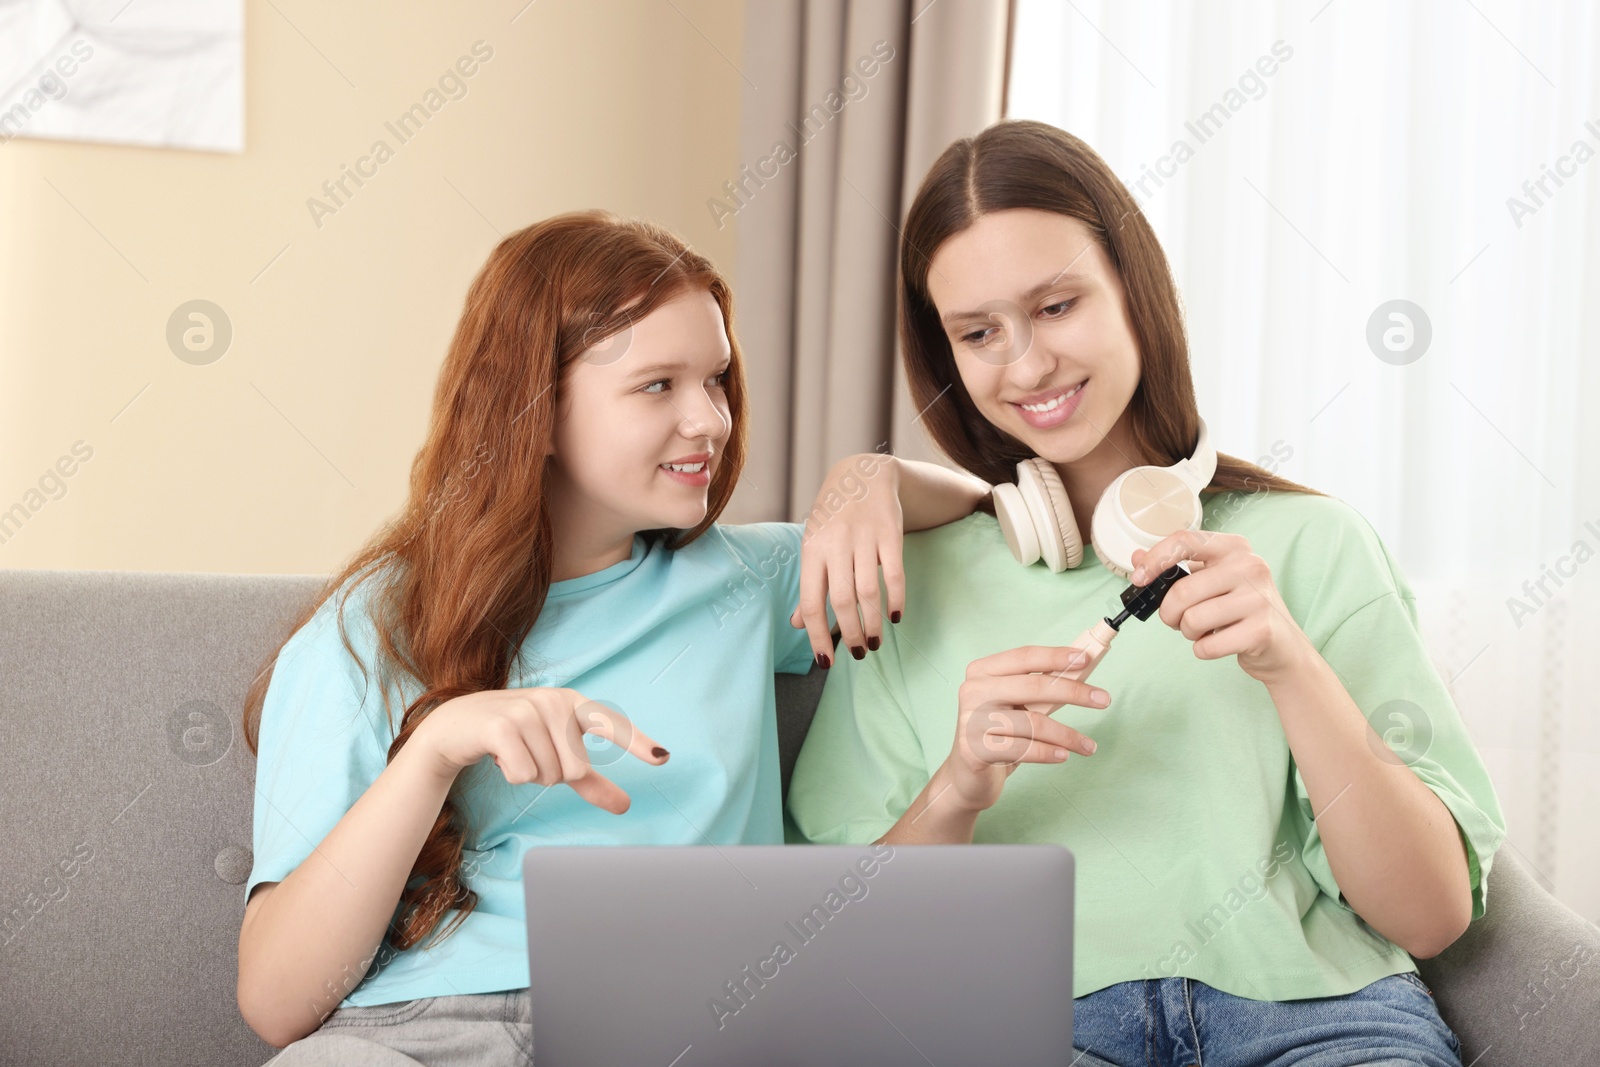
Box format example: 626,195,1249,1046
1008,0,1600,922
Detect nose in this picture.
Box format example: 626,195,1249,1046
675,383,729,443
1005,332,1057,392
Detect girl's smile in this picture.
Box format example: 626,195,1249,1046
659,451,712,487
1012,378,1088,429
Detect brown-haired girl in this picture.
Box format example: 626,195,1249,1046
788,121,1504,1067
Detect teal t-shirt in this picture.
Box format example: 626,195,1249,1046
785,490,1507,1001
246,522,814,1007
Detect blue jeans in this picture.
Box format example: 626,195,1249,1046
1070,973,1463,1067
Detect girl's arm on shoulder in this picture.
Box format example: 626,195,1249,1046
790,453,988,663
885,455,991,532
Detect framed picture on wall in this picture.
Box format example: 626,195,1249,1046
0,0,243,152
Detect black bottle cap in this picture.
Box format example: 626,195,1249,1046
1107,563,1191,630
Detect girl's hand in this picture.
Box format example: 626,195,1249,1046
941,645,1108,814
789,452,906,665
1129,529,1314,685
412,687,670,815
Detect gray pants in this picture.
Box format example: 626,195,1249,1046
263,988,532,1066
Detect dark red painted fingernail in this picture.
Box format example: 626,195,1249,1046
851,645,865,660
814,652,831,669
867,636,881,651
890,611,902,623
651,746,669,759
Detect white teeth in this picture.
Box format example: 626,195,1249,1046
662,462,706,473
1020,381,1084,412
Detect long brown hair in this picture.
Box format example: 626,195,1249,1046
243,210,749,952
899,119,1320,507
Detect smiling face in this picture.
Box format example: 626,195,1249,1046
549,286,733,548
926,208,1142,469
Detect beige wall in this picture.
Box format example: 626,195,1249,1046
0,0,746,574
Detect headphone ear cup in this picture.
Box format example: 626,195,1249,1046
1090,466,1202,578
993,480,1042,566
1017,459,1084,571
1092,542,1134,581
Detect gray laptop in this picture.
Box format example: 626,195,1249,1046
523,843,1074,1066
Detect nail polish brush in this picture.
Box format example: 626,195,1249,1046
1058,563,1191,684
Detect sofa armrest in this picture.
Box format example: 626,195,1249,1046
1418,849,1600,1065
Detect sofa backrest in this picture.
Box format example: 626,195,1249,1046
4,568,1595,1067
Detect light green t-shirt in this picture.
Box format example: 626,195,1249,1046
785,489,1507,1001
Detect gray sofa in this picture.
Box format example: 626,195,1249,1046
1,568,1596,1066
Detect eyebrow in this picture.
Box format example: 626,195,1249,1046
940,271,1091,326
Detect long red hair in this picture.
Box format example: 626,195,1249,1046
243,210,749,951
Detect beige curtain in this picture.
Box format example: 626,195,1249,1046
727,0,1013,523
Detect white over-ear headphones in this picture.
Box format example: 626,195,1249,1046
993,418,1217,579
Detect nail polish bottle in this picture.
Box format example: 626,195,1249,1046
1062,563,1191,683
1060,618,1119,683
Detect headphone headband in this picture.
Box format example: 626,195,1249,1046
1171,418,1216,492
